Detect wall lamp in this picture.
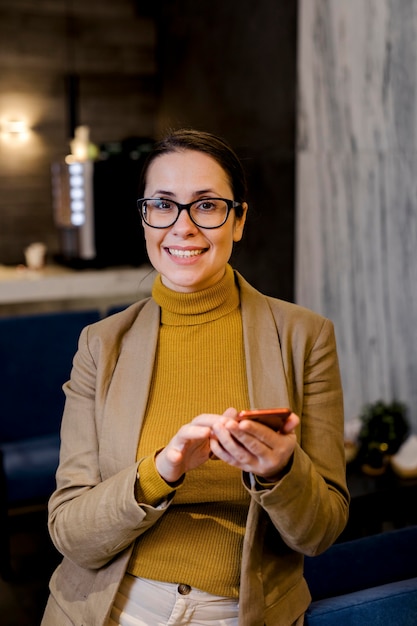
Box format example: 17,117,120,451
1,118,30,141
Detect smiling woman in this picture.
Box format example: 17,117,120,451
41,129,349,626
140,148,247,292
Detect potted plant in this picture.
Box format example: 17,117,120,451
356,400,410,476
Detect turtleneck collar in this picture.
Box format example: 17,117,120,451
152,264,240,326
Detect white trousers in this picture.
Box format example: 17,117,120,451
106,574,239,626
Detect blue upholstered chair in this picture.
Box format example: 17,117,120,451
304,525,417,625
0,309,100,578
106,303,132,316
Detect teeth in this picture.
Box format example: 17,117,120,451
169,248,204,258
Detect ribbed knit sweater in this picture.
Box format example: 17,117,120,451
127,265,251,597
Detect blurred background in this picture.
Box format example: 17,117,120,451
1,1,417,624
0,0,297,301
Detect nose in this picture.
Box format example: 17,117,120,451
171,207,199,235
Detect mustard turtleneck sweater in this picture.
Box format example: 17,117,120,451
127,265,251,598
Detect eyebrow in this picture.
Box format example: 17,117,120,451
151,189,219,197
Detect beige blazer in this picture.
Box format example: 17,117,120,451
42,272,349,626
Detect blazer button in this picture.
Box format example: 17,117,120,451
178,583,192,595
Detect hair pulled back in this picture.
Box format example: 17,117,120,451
139,129,247,216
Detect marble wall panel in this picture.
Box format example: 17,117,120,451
296,0,417,431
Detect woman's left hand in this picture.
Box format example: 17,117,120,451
208,407,300,481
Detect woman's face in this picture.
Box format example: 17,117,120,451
142,150,247,293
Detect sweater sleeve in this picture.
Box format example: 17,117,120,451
135,454,184,506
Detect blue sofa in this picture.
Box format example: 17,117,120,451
0,309,100,577
304,525,417,625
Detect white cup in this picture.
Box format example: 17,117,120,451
24,242,47,270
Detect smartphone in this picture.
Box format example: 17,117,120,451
236,408,292,432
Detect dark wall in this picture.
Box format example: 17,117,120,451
0,0,156,266
152,0,298,300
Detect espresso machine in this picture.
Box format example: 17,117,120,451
51,138,153,268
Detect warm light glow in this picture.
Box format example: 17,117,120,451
5,119,27,134
1,118,30,142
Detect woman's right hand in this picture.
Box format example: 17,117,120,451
154,413,224,483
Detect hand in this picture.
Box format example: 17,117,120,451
154,413,226,483
209,408,300,481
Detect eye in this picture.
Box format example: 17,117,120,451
153,199,175,211
195,199,218,211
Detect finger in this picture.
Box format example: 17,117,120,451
192,414,228,428
228,419,276,449
213,422,258,463
209,435,248,466
209,437,224,459
177,423,212,441
281,413,300,433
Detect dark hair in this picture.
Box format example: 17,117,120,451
139,129,247,216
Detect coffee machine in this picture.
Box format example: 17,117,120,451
51,138,153,268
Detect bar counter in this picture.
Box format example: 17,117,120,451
0,264,154,316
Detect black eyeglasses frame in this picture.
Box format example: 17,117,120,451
137,197,242,229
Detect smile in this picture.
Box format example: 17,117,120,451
167,248,205,258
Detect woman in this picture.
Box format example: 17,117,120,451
42,129,349,626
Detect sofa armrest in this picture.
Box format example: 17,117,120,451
0,433,60,503
305,576,417,626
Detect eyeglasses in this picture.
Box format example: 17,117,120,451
137,197,242,229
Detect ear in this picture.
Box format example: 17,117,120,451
233,202,248,242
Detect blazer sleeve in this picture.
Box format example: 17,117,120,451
47,320,175,570
244,315,349,556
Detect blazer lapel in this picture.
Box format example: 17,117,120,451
238,274,291,410
99,299,160,479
